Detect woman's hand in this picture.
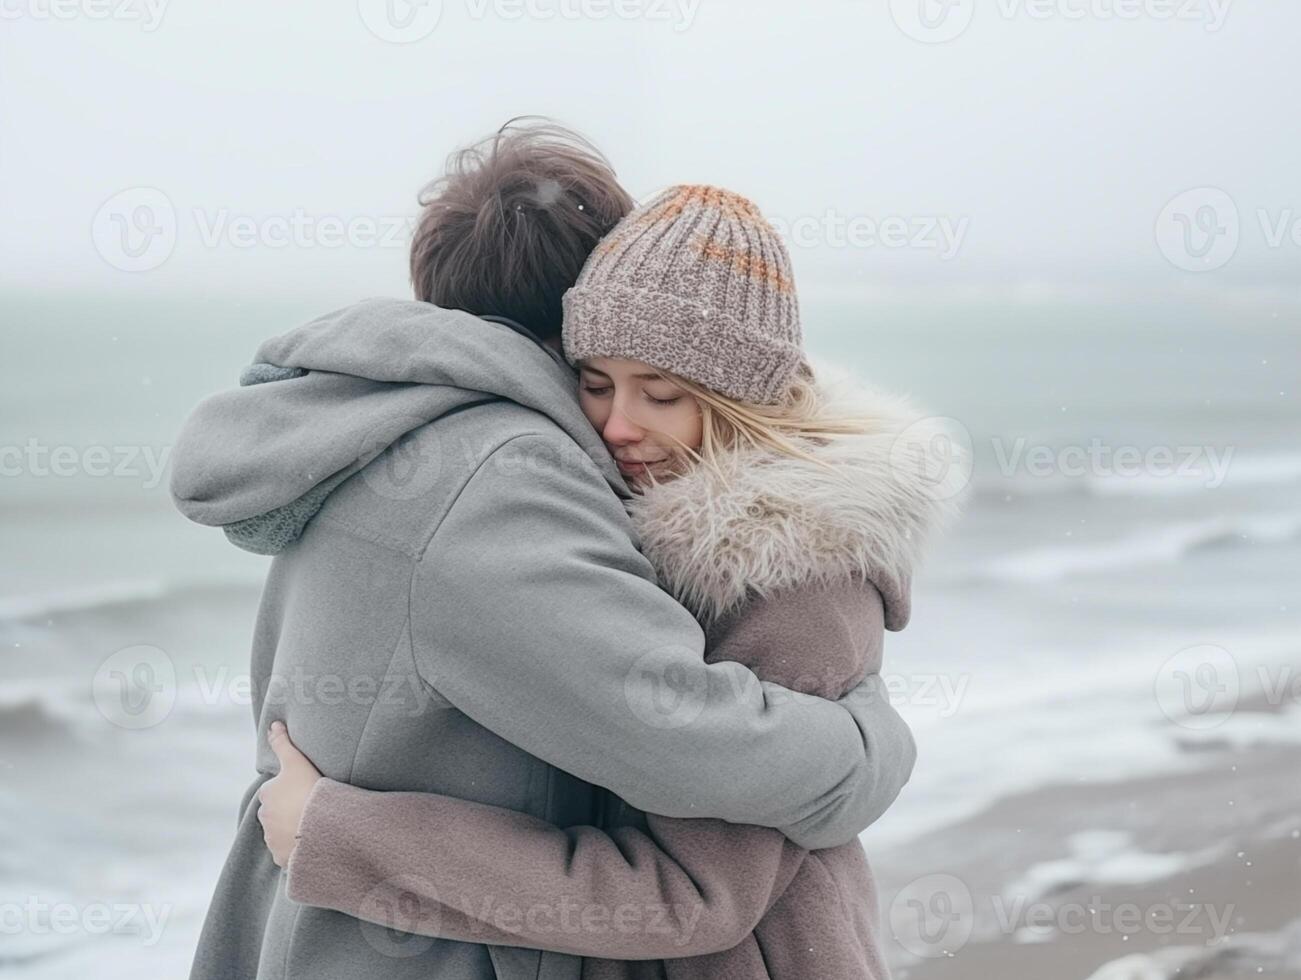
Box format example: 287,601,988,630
256,721,322,868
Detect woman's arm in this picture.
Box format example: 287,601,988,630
283,582,888,958
287,781,803,958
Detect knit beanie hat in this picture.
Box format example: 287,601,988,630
561,185,804,405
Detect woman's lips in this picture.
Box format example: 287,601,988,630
615,457,667,474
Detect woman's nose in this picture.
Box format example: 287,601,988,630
602,404,644,445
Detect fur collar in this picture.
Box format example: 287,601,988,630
625,376,966,631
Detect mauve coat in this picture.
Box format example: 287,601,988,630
282,379,963,979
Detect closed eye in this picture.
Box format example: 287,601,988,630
582,385,612,397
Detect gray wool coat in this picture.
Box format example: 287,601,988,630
169,299,919,980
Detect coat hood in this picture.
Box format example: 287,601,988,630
625,377,967,631
169,298,626,554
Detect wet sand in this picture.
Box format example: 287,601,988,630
874,699,1301,979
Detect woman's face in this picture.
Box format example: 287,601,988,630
578,357,703,486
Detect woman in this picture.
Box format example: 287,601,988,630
258,185,963,978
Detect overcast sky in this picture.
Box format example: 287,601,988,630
2,0,1298,299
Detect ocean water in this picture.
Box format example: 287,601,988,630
2,287,1299,975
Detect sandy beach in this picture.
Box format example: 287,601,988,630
875,694,1301,979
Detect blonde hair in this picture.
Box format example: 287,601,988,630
648,365,883,480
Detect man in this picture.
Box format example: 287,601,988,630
170,119,915,980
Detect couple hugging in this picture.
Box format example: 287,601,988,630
170,117,961,980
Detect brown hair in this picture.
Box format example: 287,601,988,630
409,117,634,341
